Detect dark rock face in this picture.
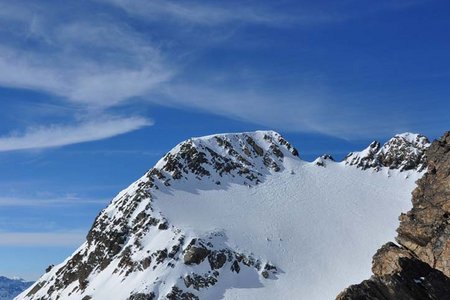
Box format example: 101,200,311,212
166,286,198,300
183,243,210,265
344,133,430,171
179,236,278,293
337,131,450,300
128,292,155,300
183,273,218,291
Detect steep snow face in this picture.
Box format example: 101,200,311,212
343,133,430,172
0,276,32,300
17,131,428,300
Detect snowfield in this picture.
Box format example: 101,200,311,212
17,131,427,300
153,159,421,299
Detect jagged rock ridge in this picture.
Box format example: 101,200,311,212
344,133,430,172
337,131,450,300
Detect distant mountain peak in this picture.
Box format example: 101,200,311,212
0,276,33,300
343,133,430,172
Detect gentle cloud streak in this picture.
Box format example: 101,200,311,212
155,83,403,139
0,232,86,247
0,196,109,207
0,117,152,152
99,0,288,26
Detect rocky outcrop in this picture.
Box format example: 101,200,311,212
396,132,450,275
313,154,335,167
344,133,430,171
337,131,450,300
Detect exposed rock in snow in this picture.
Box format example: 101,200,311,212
17,130,430,300
313,154,335,167
343,133,430,171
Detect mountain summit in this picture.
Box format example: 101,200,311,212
18,131,429,300
151,130,299,187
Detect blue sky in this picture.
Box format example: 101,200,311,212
0,0,449,280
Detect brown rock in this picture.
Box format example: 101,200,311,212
371,242,414,277
183,246,210,265
396,131,450,276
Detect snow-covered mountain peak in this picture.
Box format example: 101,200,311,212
19,131,298,300
394,132,427,144
343,132,429,172
150,130,299,188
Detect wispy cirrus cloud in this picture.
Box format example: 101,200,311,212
0,1,167,150
0,0,434,146
0,116,152,152
100,0,431,29
0,14,173,108
99,0,425,27
152,81,410,139
99,0,290,26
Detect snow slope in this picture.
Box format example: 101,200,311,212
17,131,427,300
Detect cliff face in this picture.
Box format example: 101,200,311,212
337,132,450,300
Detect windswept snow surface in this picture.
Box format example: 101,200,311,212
153,157,421,299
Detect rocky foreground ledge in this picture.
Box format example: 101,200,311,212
337,132,450,300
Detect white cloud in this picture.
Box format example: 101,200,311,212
0,117,152,152
0,232,86,247
0,19,173,108
0,3,171,150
